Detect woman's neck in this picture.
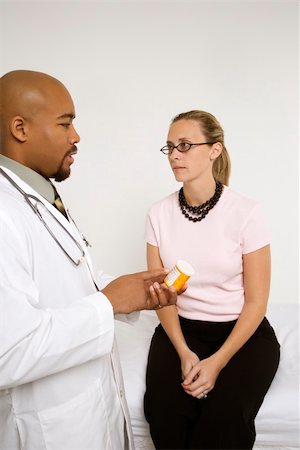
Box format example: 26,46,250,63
183,178,217,206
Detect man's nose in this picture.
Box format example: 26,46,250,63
71,126,80,144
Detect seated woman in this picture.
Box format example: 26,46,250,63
143,110,280,450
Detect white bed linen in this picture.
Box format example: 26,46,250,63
115,303,299,450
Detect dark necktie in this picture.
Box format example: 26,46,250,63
52,186,68,220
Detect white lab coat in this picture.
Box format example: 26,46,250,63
0,167,135,450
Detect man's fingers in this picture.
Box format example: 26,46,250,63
132,268,169,281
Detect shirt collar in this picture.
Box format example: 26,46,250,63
0,155,55,203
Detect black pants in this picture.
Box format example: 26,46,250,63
144,316,280,450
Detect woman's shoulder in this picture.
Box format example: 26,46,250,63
147,191,178,216
222,185,260,210
220,186,268,227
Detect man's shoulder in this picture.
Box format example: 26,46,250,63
0,178,34,234
0,179,25,209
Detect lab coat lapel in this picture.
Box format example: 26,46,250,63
0,166,100,288
0,166,78,240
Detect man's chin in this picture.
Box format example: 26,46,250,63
53,169,71,182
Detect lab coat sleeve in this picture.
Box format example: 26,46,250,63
0,215,115,390
96,269,140,324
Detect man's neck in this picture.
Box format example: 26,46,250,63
0,154,55,203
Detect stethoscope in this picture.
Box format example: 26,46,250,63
0,168,90,267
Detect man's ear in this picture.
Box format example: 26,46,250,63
10,116,28,143
209,142,222,161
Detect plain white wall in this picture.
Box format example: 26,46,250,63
0,1,298,304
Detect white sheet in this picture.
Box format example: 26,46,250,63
115,303,299,449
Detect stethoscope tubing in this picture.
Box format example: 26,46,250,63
0,168,86,266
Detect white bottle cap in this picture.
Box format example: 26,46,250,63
177,260,195,276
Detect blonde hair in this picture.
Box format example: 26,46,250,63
171,110,231,186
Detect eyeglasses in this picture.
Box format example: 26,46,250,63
160,142,215,155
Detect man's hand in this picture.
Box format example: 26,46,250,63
101,269,177,314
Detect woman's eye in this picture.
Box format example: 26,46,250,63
179,143,190,150
60,123,70,128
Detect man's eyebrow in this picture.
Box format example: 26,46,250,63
57,113,75,120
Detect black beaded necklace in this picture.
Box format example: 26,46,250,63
178,181,223,222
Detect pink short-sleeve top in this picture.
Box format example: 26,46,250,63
145,186,271,321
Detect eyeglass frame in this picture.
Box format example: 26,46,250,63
160,141,216,155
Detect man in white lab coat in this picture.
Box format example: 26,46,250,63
0,70,177,450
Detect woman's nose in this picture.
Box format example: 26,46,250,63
169,148,181,160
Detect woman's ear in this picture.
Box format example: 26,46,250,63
10,116,28,143
209,142,222,160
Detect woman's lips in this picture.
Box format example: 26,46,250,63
172,166,186,171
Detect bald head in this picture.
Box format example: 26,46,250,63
0,70,79,180
0,70,70,132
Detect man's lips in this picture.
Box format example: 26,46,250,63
66,146,77,163
68,145,77,156
66,145,77,156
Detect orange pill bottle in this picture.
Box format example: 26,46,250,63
164,260,195,291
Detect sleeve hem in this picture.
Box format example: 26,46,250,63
242,240,271,255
